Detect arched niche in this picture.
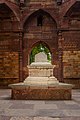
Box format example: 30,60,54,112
61,0,76,17
63,1,80,28
0,0,20,22
23,9,57,29
23,9,58,61
0,3,20,31
66,2,80,28
22,9,58,79
0,2,21,84
22,7,59,27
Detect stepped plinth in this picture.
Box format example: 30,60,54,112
9,52,73,100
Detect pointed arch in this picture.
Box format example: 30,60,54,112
29,41,52,64
0,0,20,22
62,0,77,17
22,9,58,28
64,1,80,17
30,41,52,54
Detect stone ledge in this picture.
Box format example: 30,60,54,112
10,83,73,100
9,82,73,88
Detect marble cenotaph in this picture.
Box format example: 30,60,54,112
9,52,73,100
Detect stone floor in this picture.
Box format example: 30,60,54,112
0,89,80,120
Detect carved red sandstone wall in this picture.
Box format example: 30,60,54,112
0,0,80,88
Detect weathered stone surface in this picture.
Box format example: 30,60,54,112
1,89,80,119
9,60,73,100
63,51,80,78
28,63,54,77
0,52,19,85
35,52,48,62
11,87,72,100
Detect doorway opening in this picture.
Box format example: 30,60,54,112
30,43,51,64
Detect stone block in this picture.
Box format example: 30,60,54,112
10,85,72,100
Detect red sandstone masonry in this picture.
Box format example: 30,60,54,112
0,0,80,88
11,87,72,100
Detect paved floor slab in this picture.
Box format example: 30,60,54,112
0,89,80,120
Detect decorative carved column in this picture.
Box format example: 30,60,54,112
19,31,23,82
58,31,64,82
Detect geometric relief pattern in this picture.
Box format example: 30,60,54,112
0,52,19,78
63,51,80,78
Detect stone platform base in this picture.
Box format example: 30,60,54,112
9,83,73,100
